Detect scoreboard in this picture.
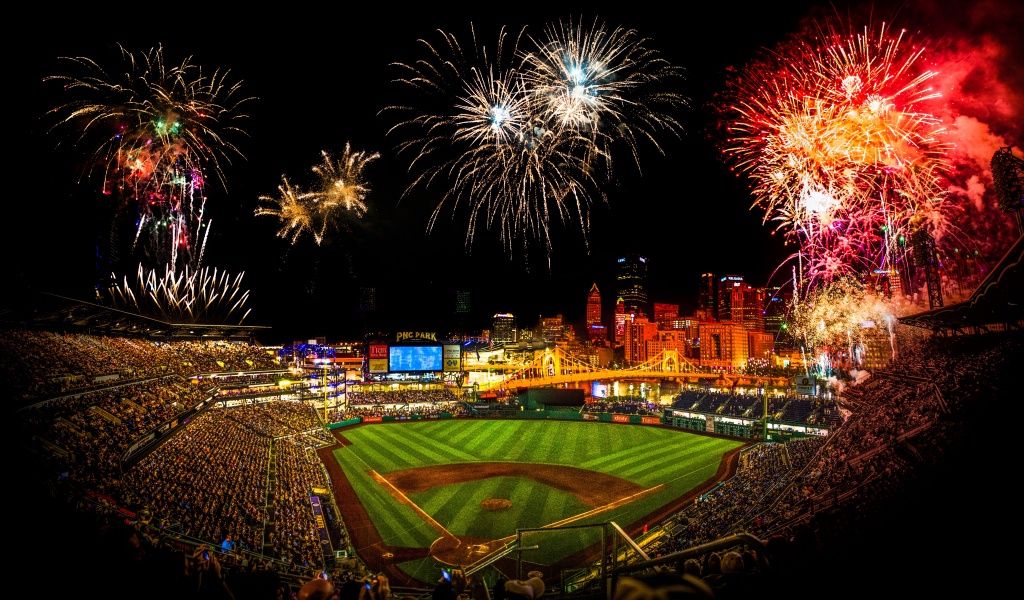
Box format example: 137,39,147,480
367,342,462,374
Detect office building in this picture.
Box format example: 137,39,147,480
492,313,517,345
586,283,605,344
624,316,659,366
613,297,627,347
616,254,649,318
698,321,749,369
698,273,717,320
653,303,679,329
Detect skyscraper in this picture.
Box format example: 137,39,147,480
616,254,648,318
586,283,606,344
492,313,516,345
586,283,602,328
451,289,471,339
698,273,717,320
453,290,471,315
716,275,745,322
614,297,627,347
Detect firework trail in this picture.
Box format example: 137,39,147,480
107,263,251,324
256,143,378,245
787,276,912,369
45,44,252,270
385,19,687,261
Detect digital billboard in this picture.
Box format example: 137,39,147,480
388,345,443,372
443,344,461,372
369,344,389,373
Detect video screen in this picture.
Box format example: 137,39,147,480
388,345,443,372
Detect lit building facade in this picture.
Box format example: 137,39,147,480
586,283,602,328
646,330,693,363
698,321,749,370
616,254,649,318
747,331,775,366
586,283,605,344
698,273,717,320
492,313,517,345
653,303,679,329
858,325,895,370
451,289,471,339
624,317,659,366
540,315,564,342
739,285,766,332
716,275,745,322
613,297,627,347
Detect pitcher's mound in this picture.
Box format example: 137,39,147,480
481,498,512,511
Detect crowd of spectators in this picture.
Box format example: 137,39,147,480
327,388,471,422
11,325,1020,598
580,397,660,415
15,375,213,497
626,328,1019,597
1,329,282,401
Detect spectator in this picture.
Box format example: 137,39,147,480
297,577,338,600
503,576,544,600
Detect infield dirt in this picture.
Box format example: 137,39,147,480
317,422,746,589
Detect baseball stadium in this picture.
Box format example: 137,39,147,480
7,232,1021,599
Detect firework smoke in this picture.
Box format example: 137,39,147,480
717,1,1022,311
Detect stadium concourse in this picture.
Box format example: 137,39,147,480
4,236,1021,599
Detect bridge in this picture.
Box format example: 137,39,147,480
468,348,790,393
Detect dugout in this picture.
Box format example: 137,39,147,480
518,388,586,410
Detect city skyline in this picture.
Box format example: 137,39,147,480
11,1,1022,345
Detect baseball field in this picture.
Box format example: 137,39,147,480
320,419,746,586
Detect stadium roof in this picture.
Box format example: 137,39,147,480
899,232,1024,334
0,289,271,340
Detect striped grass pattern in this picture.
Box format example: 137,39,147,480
330,419,743,565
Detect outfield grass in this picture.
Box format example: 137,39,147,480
331,419,743,569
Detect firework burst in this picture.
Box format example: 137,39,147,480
255,177,317,245
385,19,687,260
45,44,252,269
718,18,952,298
256,143,378,245
107,263,251,324
521,16,687,168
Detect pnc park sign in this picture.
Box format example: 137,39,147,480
395,331,438,342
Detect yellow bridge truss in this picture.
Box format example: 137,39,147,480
472,348,789,392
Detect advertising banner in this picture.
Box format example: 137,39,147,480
795,376,816,396
612,414,630,423
369,345,389,359
641,416,662,425
443,344,461,372
309,496,333,561
369,358,388,373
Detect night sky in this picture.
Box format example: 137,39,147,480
11,1,1022,344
